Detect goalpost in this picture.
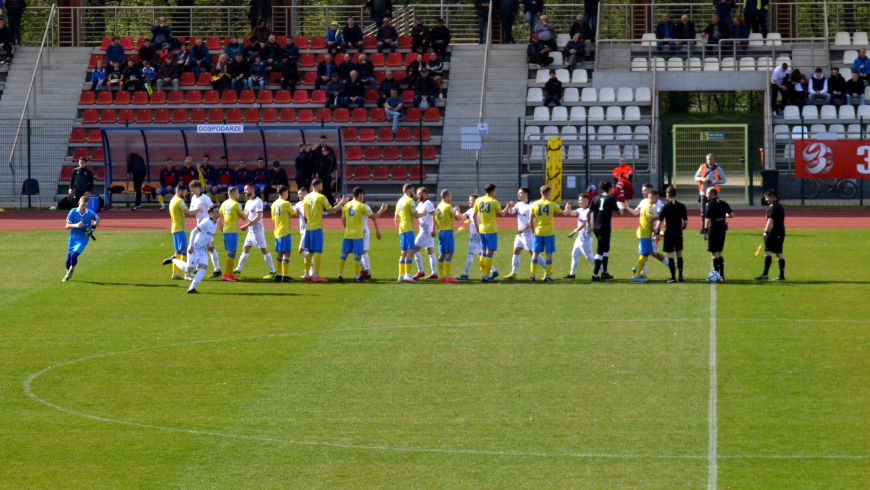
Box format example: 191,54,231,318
99,125,345,206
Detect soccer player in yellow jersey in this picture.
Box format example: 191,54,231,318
528,185,562,282
168,185,197,280
395,183,430,283
271,185,297,282
219,187,244,281
633,189,660,283
472,183,513,282
434,189,463,283
302,179,349,282
339,187,373,283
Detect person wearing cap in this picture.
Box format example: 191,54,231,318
176,44,191,72
413,67,437,108
279,53,299,94
326,20,343,54
325,72,347,108
377,16,398,53
157,52,180,91
522,0,543,35
533,14,557,52
543,69,562,106
251,18,272,46
342,16,364,53
428,18,451,60
411,16,430,54
249,53,267,91
158,42,172,64
527,33,553,67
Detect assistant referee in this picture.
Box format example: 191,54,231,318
756,189,786,281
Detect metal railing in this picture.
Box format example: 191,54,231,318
825,2,870,35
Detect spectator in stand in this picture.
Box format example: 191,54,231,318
713,0,735,23
123,58,140,92
0,19,12,65
342,17,364,53
314,136,337,203
377,16,398,54
197,155,218,198
325,72,347,108
406,53,425,88
770,62,790,115
523,0,542,35
249,54,266,91
527,34,553,67
429,18,451,60
229,52,250,92
828,67,847,106
315,53,337,90
155,158,179,210
225,36,244,61
106,60,124,95
244,38,263,64
282,36,300,63
534,15,557,52
410,17,429,53
377,69,401,107
279,53,299,94
233,160,252,195
140,60,157,91
268,161,289,200
365,0,393,28
251,18,272,46
568,15,594,60
357,53,376,88
295,144,314,192
255,0,272,26
337,53,355,81
384,88,404,134
326,21,343,54
846,71,866,105
158,43,172,65
743,0,768,37
252,157,270,202
179,157,198,187
105,36,125,67
210,54,230,94
176,44,191,72
787,69,808,109
543,69,562,107
583,0,599,32
427,51,444,98
345,70,366,108
138,38,158,68
90,61,106,91
808,67,830,105
655,13,676,58
262,34,282,72
413,67,437,108
150,17,176,48
674,14,696,57
69,157,95,201
5,0,25,46
215,156,235,195
853,49,870,87
725,15,748,57
126,152,148,211
563,33,586,70
190,37,212,78
701,14,729,57
157,53,180,91
475,0,490,45
498,0,519,44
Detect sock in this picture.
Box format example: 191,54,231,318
190,268,206,290
602,255,609,273
482,256,491,276
429,253,437,274
237,252,249,271
275,258,283,277
264,252,275,273
398,259,404,276
668,260,676,278
172,258,189,270
545,259,552,277
530,257,538,276
594,257,602,275
70,252,80,267
65,253,72,269
210,249,220,271
338,255,347,276
171,253,180,275
778,258,785,277
570,252,579,274
479,254,485,274
662,257,670,266
437,258,445,277
677,257,684,276
157,194,165,205
635,256,648,276
224,255,235,275
415,251,424,272
361,253,370,271
313,253,322,275
354,257,361,278
465,253,474,275
641,261,648,275
512,254,521,274
445,258,452,277
763,256,772,275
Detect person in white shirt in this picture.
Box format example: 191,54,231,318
361,199,388,279
458,193,497,280
770,62,791,116
187,180,222,278
163,205,220,294
412,187,438,279
562,193,595,278
234,183,277,279
504,187,545,279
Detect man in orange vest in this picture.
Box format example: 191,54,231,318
694,153,726,234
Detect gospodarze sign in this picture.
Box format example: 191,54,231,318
196,124,244,133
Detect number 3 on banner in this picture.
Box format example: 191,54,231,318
858,146,870,175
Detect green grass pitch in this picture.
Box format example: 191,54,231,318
1,228,868,488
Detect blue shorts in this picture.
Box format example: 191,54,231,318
304,228,324,253
438,230,455,254
480,232,498,251
533,234,557,254
638,238,653,256
223,232,238,252
159,185,174,195
68,237,88,255
399,231,415,251
341,238,364,256
275,235,292,253
235,185,247,193
172,231,188,252
255,183,267,192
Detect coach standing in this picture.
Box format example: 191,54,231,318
756,189,786,281
126,152,148,211
70,157,94,201
694,153,726,234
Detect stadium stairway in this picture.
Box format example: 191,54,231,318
439,44,528,196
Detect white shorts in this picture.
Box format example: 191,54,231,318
298,230,307,250
363,228,371,250
573,234,594,257
467,234,481,255
513,233,533,251
189,247,210,267
244,228,268,249
415,229,435,249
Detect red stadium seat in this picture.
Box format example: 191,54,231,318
257,90,273,104
354,165,371,180
188,36,203,47
69,129,86,143
221,90,237,104
310,90,326,104
401,146,418,161
363,36,377,49
81,109,98,124
393,70,407,83
118,109,134,124
275,90,291,104
369,108,385,122
352,108,367,123
404,53,420,66
303,71,317,86
150,91,166,105
208,109,224,123
171,109,188,124
293,36,308,49
374,71,386,84
405,107,421,123
352,53,363,64
261,108,278,123
370,53,385,67
316,54,326,64
206,36,221,50
95,166,105,181
168,91,185,104
132,90,149,105
398,35,412,49
377,127,393,142
197,72,212,86
225,108,242,123
383,146,399,161
79,91,95,105
186,90,203,104
121,36,134,50
309,36,325,50
410,165,426,180
189,109,206,123
202,90,219,105
91,147,104,162
87,129,102,143
99,109,116,124
239,90,256,104
396,127,411,141
293,90,309,104
359,128,375,142
96,91,113,105
346,146,362,161
268,72,281,86
180,72,196,86
88,54,101,69
72,147,89,161
115,91,131,105
333,108,349,123
101,37,112,49
345,165,353,180
372,164,389,180
277,36,287,46
401,89,415,105
364,89,378,104
279,108,296,122
136,37,147,49
364,146,381,161
153,108,170,124
391,165,407,180
135,109,152,124
315,108,332,122
297,109,314,123
387,53,403,67
422,146,436,160
242,36,249,46
60,166,74,181
423,107,440,122
299,54,315,68
414,127,430,141
342,127,357,142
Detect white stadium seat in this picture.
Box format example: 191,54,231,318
635,87,651,102
801,105,819,119
550,52,563,65
579,125,595,140
635,126,650,139
791,126,809,139
581,87,598,102
572,69,588,83
843,50,858,65
766,33,782,46
567,146,584,160
773,125,789,139
542,125,560,137
524,126,541,140
820,105,838,120
551,106,568,121
853,32,869,46
570,106,587,121
783,105,800,120
617,87,634,102
631,58,648,71
667,57,684,71
605,106,623,121
527,88,543,104
530,146,544,161
555,69,570,83
749,33,764,47
556,33,571,48
588,145,602,159
835,32,852,46
535,69,550,83
604,145,622,160
623,145,639,159
641,33,656,47
847,124,861,139
774,55,790,65
757,56,773,70
810,124,827,137
533,106,549,121
739,57,756,71
841,68,852,79
599,87,616,102
688,57,703,71
829,124,846,138
653,57,666,71
624,106,641,121
615,125,633,140
588,106,605,120
561,126,578,140
563,88,580,103
721,57,736,71
867,86,870,98
597,125,614,140
858,106,870,118
704,60,720,71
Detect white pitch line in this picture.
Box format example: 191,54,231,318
708,283,718,490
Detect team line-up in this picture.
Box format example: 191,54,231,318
63,180,787,293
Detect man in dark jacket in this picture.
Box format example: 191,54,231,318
522,0,543,35
655,13,677,57
377,17,398,53
674,14,696,57
743,0,769,37
150,17,175,48
356,53,376,88
498,0,519,44
315,53,337,90
377,69,401,107
411,17,429,53
268,161,289,199
569,15,594,59
228,52,250,92
563,33,586,69
0,19,14,64
314,137,337,203
702,14,729,57
262,34,283,71
474,0,489,44
190,38,212,78
543,70,562,106
244,39,263,63
126,152,148,210
828,67,847,106
279,54,299,94
527,34,552,67
725,15,748,57
282,38,299,63
5,0,25,46
156,56,180,91
337,53,355,81
105,36,125,67
295,145,314,192
342,17,364,53
845,71,865,106
428,18,451,60
70,157,95,201
583,0,599,31
413,68,437,108
138,39,158,68
345,71,366,108
325,73,347,108
366,0,393,27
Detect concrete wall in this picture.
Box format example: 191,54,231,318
594,71,769,92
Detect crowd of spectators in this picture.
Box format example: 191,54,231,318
525,11,596,69
770,56,869,115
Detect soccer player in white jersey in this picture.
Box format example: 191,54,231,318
162,204,220,293
562,193,595,278
504,187,545,280
412,187,438,279
457,193,497,280
188,180,222,278
294,187,314,277
624,183,669,277
361,198,388,279
233,183,277,279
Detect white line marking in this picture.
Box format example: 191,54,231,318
708,283,718,490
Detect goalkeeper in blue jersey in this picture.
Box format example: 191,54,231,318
63,195,100,282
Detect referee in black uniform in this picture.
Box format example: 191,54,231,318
654,186,688,283
588,181,624,281
756,189,786,281
703,188,733,281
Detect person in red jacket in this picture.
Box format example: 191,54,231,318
612,158,634,203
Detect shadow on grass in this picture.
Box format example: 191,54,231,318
81,281,307,295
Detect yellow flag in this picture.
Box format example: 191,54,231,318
546,136,563,203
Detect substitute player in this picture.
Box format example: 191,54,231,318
188,181,222,278
654,186,689,283
62,195,100,282
338,187,372,283
303,179,349,282
155,157,179,210
234,183,277,279
168,184,197,280
360,196,388,279
588,182,624,281
219,187,244,281
756,189,786,281
528,185,561,282
505,187,545,280
395,184,429,283
412,187,438,279
562,193,595,279
162,204,220,294
473,184,513,282
434,189,463,283
703,187,733,281
271,185,297,282
631,189,661,283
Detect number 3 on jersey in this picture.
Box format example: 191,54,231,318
481,202,491,213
